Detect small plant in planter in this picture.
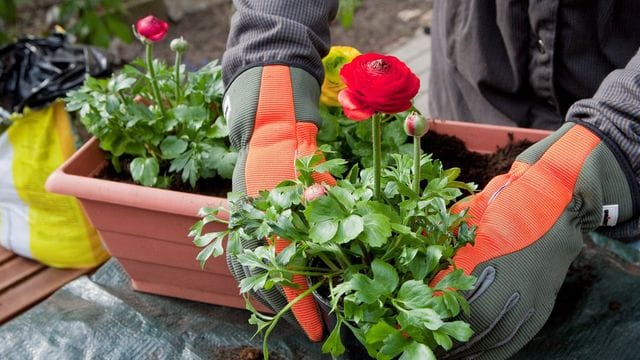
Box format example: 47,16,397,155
192,53,479,359
64,15,236,189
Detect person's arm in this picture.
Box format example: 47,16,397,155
435,50,640,359
567,48,640,241
221,0,339,343
222,0,338,87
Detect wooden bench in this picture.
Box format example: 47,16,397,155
0,246,93,325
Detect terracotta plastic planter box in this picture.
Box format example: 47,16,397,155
45,120,551,310
45,136,267,311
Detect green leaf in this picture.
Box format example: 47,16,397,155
317,110,340,142
372,259,399,296
433,330,453,351
321,321,346,357
196,243,217,269
435,269,476,292
309,220,339,243
334,214,364,244
130,157,159,186
380,331,413,359
276,243,296,265
304,195,345,223
238,273,268,294
441,321,474,342
268,185,301,209
350,274,380,304
397,308,444,331
399,341,437,360
442,291,460,316
365,320,398,345
314,158,347,177
424,245,444,275
160,136,189,159
208,116,229,138
360,213,392,247
329,186,356,210
396,280,433,309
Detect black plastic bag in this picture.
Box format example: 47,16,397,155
0,32,112,116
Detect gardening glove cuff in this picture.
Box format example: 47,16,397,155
441,122,637,359
223,65,328,342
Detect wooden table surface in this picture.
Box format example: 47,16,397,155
0,246,93,325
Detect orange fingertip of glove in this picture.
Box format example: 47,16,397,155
274,237,324,342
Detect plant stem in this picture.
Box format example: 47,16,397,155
145,43,166,119
318,253,341,272
357,240,371,267
174,51,182,103
413,135,421,194
262,281,324,359
372,113,382,199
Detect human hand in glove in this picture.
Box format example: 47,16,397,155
434,122,637,359
223,65,334,342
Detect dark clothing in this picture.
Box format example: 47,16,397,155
221,0,337,88
429,0,640,130
221,0,639,239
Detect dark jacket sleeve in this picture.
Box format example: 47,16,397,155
221,0,339,87
567,48,640,240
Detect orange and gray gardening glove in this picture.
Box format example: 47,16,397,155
223,65,334,342
434,122,637,359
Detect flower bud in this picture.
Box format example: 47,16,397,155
135,15,169,43
303,184,327,202
170,37,189,53
403,112,429,137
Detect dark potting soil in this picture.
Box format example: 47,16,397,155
97,157,232,198
97,131,532,196
422,131,534,189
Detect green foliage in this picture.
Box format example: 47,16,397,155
65,58,236,188
318,105,415,168
58,0,132,48
337,0,362,29
0,0,131,47
192,148,478,359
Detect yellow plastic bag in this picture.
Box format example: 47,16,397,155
0,101,108,268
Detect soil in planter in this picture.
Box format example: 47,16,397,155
97,157,232,197
422,131,534,189
97,132,532,196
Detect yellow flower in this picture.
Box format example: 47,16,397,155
321,46,361,107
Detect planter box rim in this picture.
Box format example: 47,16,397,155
428,119,552,153
45,137,227,218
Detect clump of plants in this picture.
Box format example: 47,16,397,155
192,52,478,359
65,15,236,188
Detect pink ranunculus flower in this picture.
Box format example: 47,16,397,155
135,15,169,43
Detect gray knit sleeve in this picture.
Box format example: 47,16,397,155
221,0,339,87
567,48,640,239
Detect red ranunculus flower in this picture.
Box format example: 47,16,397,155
135,15,169,43
338,53,420,120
